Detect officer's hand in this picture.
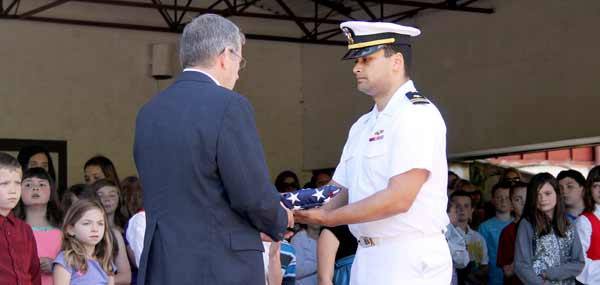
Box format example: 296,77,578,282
294,207,331,226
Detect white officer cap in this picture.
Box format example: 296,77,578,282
340,21,421,60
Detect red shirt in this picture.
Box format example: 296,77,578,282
0,212,41,285
582,211,600,260
497,222,523,285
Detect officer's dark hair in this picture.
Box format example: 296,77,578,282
383,44,412,77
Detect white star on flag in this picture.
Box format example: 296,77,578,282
287,192,300,204
312,189,325,201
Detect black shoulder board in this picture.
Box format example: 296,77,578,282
405,91,430,105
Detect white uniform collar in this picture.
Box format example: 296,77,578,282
183,68,221,86
371,79,416,118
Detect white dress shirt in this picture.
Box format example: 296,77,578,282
332,80,449,238
183,68,220,85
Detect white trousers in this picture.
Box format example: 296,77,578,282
350,233,452,285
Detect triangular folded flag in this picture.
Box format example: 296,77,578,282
281,185,341,210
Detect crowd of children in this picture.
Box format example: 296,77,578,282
2,146,600,285
446,167,600,285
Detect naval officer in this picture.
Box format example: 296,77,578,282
295,21,452,284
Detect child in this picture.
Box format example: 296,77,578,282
123,176,144,268
0,152,42,285
125,206,145,267
17,146,58,191
290,224,319,285
451,190,488,285
557,170,586,223
120,176,142,217
60,184,93,214
478,181,513,285
90,179,129,233
263,241,296,285
83,156,121,188
90,179,131,284
445,201,469,285
514,173,584,285
317,225,356,285
53,199,115,285
575,166,600,284
16,167,63,285
497,181,527,285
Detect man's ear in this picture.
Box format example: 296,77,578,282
392,52,405,72
216,51,227,69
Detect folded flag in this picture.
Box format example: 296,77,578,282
281,185,342,210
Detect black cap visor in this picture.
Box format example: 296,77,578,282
341,45,386,60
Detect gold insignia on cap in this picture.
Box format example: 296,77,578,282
342,27,354,45
347,38,395,50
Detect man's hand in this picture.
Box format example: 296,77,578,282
294,207,331,226
40,257,53,273
260,204,295,242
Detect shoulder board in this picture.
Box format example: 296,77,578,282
405,91,430,105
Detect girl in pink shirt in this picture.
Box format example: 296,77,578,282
16,167,63,285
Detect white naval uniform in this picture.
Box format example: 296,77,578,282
332,80,452,285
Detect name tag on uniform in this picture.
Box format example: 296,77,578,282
368,135,384,142
368,129,384,142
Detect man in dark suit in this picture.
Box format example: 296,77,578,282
133,14,292,285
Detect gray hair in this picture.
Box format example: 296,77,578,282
180,14,246,68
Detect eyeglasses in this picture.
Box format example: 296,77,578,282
226,48,247,70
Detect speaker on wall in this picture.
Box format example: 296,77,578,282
151,43,174,80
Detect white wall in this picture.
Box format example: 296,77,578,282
0,18,369,185
412,0,600,154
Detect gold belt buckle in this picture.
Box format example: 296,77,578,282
358,236,376,248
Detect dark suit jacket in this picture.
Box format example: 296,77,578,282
133,71,288,285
